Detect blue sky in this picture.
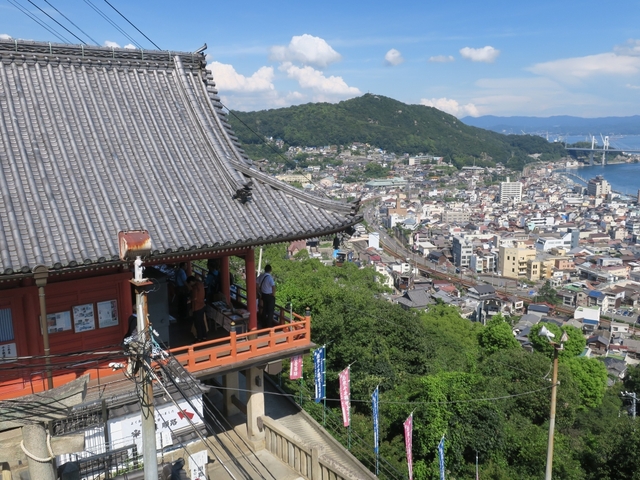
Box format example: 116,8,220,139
2,0,640,117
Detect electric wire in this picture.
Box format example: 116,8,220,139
142,359,240,480
102,0,161,50
42,0,101,46
6,0,70,43
151,399,210,479
26,0,88,44
150,335,273,479
220,105,334,198
207,382,555,407
198,398,275,480
153,356,273,480
82,0,143,49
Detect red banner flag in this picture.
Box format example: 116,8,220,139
339,367,351,427
404,413,413,480
289,355,303,380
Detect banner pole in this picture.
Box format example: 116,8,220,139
323,345,327,426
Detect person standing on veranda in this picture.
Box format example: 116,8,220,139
257,264,276,328
187,275,207,342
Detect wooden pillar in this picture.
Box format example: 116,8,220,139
245,249,258,331
220,256,231,304
246,367,265,442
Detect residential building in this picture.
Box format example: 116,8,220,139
443,209,470,224
498,245,537,278
452,236,473,268
499,180,523,204
535,229,579,251
587,176,611,197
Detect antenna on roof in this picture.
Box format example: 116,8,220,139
193,43,207,54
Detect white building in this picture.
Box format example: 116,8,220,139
499,179,523,204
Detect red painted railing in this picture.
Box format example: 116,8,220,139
170,315,310,374
0,315,311,400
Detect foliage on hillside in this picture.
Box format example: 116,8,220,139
257,244,637,479
229,94,566,169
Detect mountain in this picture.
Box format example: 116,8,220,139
228,94,566,170
461,115,640,135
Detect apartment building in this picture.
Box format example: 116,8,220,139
453,236,474,268
498,245,537,278
499,180,523,204
587,176,611,197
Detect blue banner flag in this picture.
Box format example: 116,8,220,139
313,346,325,403
438,436,445,480
372,386,379,455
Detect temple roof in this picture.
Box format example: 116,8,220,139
0,41,360,275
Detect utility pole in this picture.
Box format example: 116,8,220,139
119,231,157,480
545,341,562,480
544,345,559,480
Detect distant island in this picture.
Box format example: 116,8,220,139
461,115,640,135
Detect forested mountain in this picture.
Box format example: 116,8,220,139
256,244,640,479
229,94,566,170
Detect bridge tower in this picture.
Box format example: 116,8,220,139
589,136,595,166
601,136,609,166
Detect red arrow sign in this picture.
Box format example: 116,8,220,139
177,410,194,420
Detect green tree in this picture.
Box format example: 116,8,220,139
529,323,586,359
478,314,520,354
565,357,608,409
537,280,561,305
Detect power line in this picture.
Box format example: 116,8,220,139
6,0,70,43
102,0,161,50
153,355,274,479
82,0,143,49
221,105,334,198
207,381,554,408
143,360,240,480
26,0,88,44
42,0,101,46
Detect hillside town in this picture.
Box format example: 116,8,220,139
273,142,640,378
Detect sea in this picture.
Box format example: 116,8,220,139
552,134,640,196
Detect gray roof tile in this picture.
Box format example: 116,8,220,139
0,41,360,275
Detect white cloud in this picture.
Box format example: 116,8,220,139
0,34,12,40
384,48,404,66
614,39,640,56
626,83,640,89
124,44,136,50
528,53,640,83
270,34,341,68
103,40,120,48
420,97,479,117
429,55,455,63
207,62,274,92
279,62,360,97
459,46,500,63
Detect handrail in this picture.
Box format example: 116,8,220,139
261,415,369,480
232,284,305,324
169,316,310,374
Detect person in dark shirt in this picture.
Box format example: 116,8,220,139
256,265,276,328
188,275,207,342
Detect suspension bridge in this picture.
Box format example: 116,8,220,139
564,135,640,166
